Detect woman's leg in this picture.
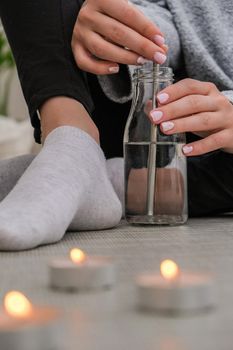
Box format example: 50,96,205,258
0,0,95,142
0,0,123,251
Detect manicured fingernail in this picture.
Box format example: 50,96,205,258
157,93,169,104
154,52,167,64
108,66,119,73
154,35,165,46
183,145,193,154
151,110,163,122
161,121,174,132
137,56,147,65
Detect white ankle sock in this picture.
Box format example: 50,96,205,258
106,158,125,212
0,155,126,215
0,127,121,251
0,154,35,202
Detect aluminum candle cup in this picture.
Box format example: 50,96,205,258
136,260,216,313
0,291,63,350
49,248,116,291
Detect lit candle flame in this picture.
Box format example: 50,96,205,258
160,260,180,281
70,248,86,264
4,291,33,318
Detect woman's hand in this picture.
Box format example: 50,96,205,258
148,79,233,156
72,0,167,75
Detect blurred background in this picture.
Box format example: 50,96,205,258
0,22,40,160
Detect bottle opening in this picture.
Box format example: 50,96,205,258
133,63,173,83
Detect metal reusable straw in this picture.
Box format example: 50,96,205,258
146,63,160,217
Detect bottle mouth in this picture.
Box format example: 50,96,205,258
133,64,173,82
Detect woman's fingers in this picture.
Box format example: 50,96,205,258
79,30,146,65
149,95,218,124
144,77,233,156
80,11,167,64
160,112,222,134
73,0,167,72
156,79,218,105
183,130,231,156
73,43,119,75
94,0,164,42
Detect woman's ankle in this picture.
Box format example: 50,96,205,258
40,97,100,144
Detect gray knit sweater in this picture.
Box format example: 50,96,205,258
99,0,233,104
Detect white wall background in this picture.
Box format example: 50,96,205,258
0,69,40,159
7,69,29,120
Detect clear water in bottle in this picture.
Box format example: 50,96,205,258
124,141,187,225
124,65,188,225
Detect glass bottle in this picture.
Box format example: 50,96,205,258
124,64,188,225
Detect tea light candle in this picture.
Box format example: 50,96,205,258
136,260,216,313
0,291,62,350
49,248,116,291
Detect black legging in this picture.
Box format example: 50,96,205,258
1,0,233,217
0,0,131,156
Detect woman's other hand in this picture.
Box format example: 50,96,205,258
148,79,233,155
72,0,167,75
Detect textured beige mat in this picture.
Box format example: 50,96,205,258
1,218,233,350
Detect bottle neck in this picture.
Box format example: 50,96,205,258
133,65,173,84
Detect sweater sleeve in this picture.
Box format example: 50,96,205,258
98,0,182,104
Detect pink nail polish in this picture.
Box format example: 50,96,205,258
183,145,193,154
157,93,169,104
137,57,147,65
154,52,167,65
154,35,165,46
151,110,163,122
162,121,174,132
108,66,119,73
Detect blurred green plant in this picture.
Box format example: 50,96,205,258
0,24,15,116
